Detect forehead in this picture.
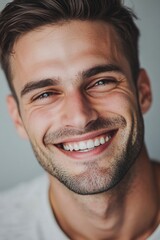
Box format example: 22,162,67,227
11,20,130,89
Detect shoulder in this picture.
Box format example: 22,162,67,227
0,175,49,233
0,174,48,203
0,175,69,240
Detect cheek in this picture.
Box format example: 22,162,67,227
92,92,137,116
21,104,64,141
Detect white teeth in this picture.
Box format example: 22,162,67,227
94,138,100,146
62,133,112,152
68,144,74,151
100,137,105,144
74,143,79,151
79,141,87,150
87,139,94,149
106,135,110,142
64,145,69,151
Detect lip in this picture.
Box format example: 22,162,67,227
54,128,118,145
54,129,118,160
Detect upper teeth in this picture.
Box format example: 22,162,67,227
62,135,111,152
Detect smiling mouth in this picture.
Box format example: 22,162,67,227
56,130,117,153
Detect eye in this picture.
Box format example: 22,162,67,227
87,78,118,93
33,91,54,101
36,92,53,99
94,78,117,87
31,90,61,105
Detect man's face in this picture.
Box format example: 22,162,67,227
10,21,145,195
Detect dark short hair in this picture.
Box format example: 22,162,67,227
0,0,140,99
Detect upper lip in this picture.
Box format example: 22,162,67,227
54,128,118,145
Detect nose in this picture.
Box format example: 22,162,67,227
62,91,98,129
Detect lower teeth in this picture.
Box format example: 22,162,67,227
77,147,95,152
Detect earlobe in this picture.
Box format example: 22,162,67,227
7,95,28,139
137,69,152,114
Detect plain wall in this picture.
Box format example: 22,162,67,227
0,0,160,190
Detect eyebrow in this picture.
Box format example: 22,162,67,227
82,64,124,79
21,78,59,97
20,64,123,97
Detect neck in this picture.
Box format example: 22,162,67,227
48,147,160,240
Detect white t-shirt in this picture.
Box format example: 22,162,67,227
0,175,159,240
0,175,69,240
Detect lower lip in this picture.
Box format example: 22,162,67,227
56,133,116,160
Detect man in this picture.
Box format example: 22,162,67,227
0,0,159,239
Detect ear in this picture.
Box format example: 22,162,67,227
7,95,28,139
137,69,152,114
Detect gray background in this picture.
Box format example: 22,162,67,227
0,0,160,191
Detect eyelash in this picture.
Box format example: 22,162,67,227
87,78,118,89
33,91,56,101
95,78,117,85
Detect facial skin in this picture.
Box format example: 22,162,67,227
8,20,151,195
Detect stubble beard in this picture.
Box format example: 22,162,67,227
30,114,144,195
